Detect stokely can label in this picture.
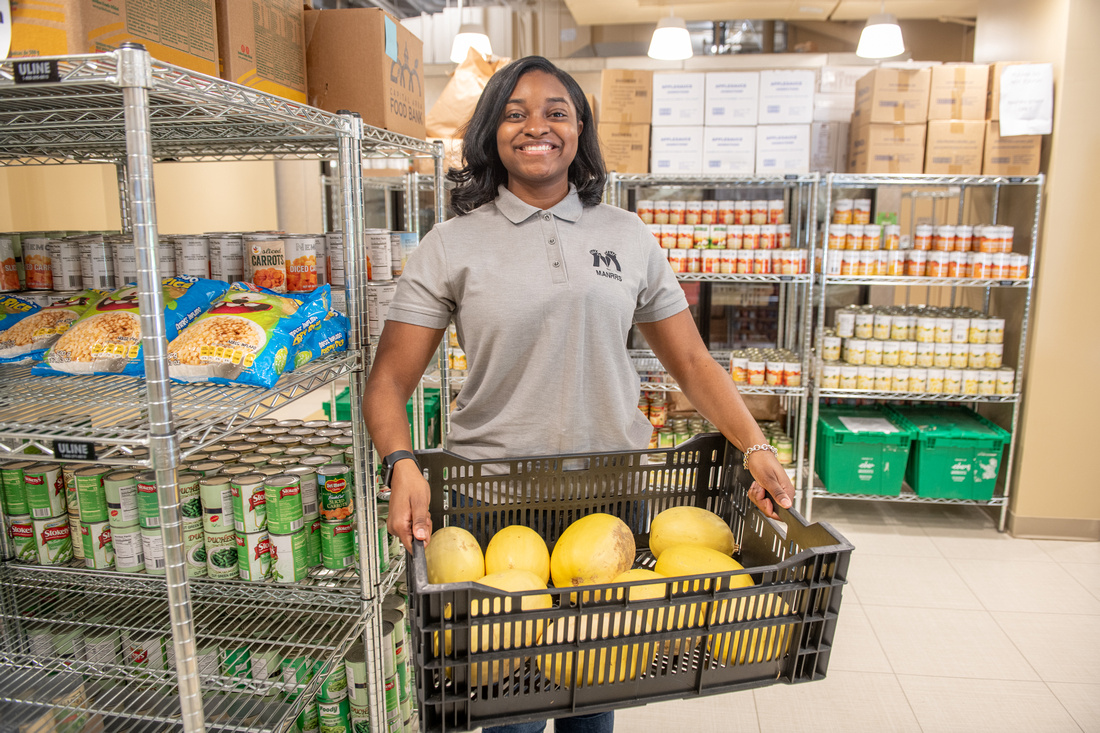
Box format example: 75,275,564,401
8,515,37,563
68,511,85,562
141,526,166,575
103,469,140,528
23,462,67,519
236,530,272,581
285,466,319,520
112,524,145,572
317,464,353,522
200,475,235,534
81,521,114,569
306,516,322,567
231,473,268,533
0,460,36,516
184,521,207,578
74,466,110,523
205,530,239,579
320,520,355,569
178,471,202,524
33,515,73,565
264,474,304,534
270,529,308,583
135,471,160,529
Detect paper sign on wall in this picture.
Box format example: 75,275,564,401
999,63,1053,136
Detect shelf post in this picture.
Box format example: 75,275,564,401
117,44,204,733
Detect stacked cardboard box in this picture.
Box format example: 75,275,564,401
922,64,988,174
849,68,931,174
703,72,758,174
597,70,653,174
651,73,705,173
216,0,308,104
982,62,1043,175
756,70,813,175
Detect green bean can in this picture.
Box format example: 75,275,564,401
141,526,165,575
24,463,67,519
316,658,348,702
74,466,110,523
285,465,319,517
0,460,35,516
248,641,283,682
316,464,353,522
111,524,145,572
205,529,238,578
33,515,73,564
200,475,235,534
320,520,355,569
377,504,390,574
294,703,320,733
317,697,351,733
84,625,122,665
103,470,140,528
264,474,304,534
344,644,369,707
281,648,314,698
270,529,308,583
236,530,271,581
306,516,322,567
135,471,160,529
231,473,267,533
81,520,114,569
221,639,252,680
349,700,370,733
52,626,87,668
184,521,207,578
68,511,85,562
8,515,37,563
381,621,401,733
178,471,202,524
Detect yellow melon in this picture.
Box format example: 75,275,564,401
536,612,658,688
707,593,792,666
653,544,753,633
550,513,635,601
648,506,737,559
485,525,551,584
470,570,552,686
425,526,485,585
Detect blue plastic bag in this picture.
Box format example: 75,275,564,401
293,310,349,370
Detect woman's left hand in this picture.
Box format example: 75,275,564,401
746,450,796,520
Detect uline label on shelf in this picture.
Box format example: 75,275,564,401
14,59,60,84
53,440,96,462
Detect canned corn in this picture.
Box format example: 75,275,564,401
33,515,73,565
23,463,67,519
81,521,114,569
265,475,304,534
112,524,145,572
103,470,140,528
317,464,353,521
270,529,308,583
205,530,238,579
237,531,272,581
231,473,268,533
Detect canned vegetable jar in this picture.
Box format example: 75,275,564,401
135,471,160,528
320,520,355,569
231,473,267,533
24,463,67,519
103,470,140,528
270,529,309,583
81,521,114,569
264,474,304,534
178,471,202,523
8,515,37,563
112,524,145,572
237,531,272,581
33,515,73,565
184,521,207,577
141,526,166,575
0,460,36,516
205,530,239,579
317,464,354,521
200,475,235,534
74,466,110,523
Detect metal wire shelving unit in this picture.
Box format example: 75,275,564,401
606,172,818,498
0,47,443,733
806,173,1044,529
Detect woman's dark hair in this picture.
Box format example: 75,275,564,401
447,56,606,215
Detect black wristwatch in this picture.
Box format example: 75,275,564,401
381,450,419,488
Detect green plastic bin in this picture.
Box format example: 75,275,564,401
324,387,442,448
816,405,915,496
889,406,1010,501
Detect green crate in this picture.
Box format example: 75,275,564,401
888,406,1010,501
816,405,915,496
324,387,442,448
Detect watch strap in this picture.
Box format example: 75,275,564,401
382,450,418,487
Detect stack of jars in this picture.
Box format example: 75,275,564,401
642,407,716,450
759,421,795,466
729,348,802,388
637,198,786,226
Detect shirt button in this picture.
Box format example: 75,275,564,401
549,238,556,244
543,214,551,221
553,261,561,268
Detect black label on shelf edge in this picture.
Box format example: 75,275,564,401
14,59,61,84
53,440,96,461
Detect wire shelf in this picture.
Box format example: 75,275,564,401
631,351,804,396
817,389,1019,403
828,173,1042,188
821,275,1029,288
611,173,819,187
809,486,1008,507
0,352,357,465
676,272,811,283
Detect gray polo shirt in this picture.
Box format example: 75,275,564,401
386,184,688,461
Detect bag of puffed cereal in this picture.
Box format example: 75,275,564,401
0,290,106,363
167,282,330,388
292,310,348,370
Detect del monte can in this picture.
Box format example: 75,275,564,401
316,464,353,521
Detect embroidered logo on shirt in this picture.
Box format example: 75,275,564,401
590,250,623,281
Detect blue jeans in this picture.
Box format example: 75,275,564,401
484,711,614,733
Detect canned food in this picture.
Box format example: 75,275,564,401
327,232,345,287
874,366,892,392
0,460,35,516
270,456,299,468
102,470,140,528
285,235,325,293
208,233,245,283
49,238,83,290
23,463,67,519
188,459,225,478
22,236,54,289
320,520,355,569
125,629,167,671
248,236,287,292
317,657,349,702
257,445,286,460
200,475,236,534
8,515,37,563
71,466,109,523
33,515,73,565
306,516,323,568
167,639,221,677
273,435,302,448
141,526,166,575
184,521,207,578
241,454,268,469
317,698,351,733
236,531,272,581
345,644,370,706
367,229,393,281
135,471,161,529
368,281,398,337
265,475,305,534
156,237,177,277
85,624,122,665
285,465,319,518
221,636,254,679
317,464,354,521
112,524,145,572
296,703,321,733
0,237,19,291
231,473,268,533
270,529,309,583
80,521,114,569
205,530,239,579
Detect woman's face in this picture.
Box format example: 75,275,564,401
495,70,582,202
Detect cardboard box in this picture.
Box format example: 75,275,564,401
982,121,1041,176
848,123,926,174
702,126,755,175
650,126,703,174
599,69,652,124
987,61,1051,121
814,92,856,122
304,8,425,139
9,0,218,76
704,72,759,126
924,120,986,175
811,122,849,174
598,123,649,174
216,0,307,103
819,66,874,94
755,124,810,175
927,64,989,121
758,70,815,124
853,68,931,124
652,73,706,127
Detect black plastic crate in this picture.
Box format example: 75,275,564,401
408,435,853,732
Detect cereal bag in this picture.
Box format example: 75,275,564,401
0,290,106,363
292,310,348,370
0,294,41,340
33,276,229,376
167,283,330,388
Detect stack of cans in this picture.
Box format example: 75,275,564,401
2,461,74,565
72,466,114,569
104,469,144,572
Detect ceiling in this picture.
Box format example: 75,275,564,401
561,0,980,25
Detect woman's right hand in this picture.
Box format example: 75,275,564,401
387,460,433,554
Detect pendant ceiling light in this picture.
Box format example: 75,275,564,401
450,0,492,64
648,10,693,61
856,1,905,58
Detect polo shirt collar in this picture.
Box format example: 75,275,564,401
494,184,583,224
